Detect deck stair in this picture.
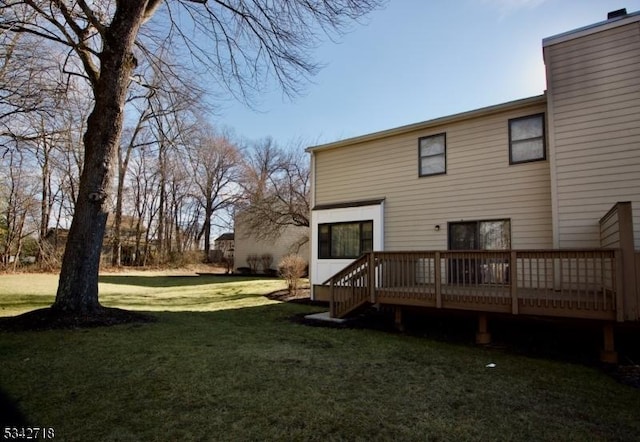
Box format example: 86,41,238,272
325,254,375,318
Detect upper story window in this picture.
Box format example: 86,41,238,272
318,220,373,259
419,133,446,176
509,114,546,164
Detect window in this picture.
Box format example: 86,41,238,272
318,221,373,259
419,133,446,176
509,114,545,164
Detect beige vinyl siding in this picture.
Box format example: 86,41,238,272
545,20,640,249
314,102,552,251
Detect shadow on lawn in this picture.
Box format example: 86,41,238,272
295,305,640,370
98,274,276,288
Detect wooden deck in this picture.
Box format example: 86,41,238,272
326,250,623,322
319,204,639,363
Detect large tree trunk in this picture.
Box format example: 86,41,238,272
53,3,147,314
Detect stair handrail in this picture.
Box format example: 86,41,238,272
322,252,371,286
326,253,373,318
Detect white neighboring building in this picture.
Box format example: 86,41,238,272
234,214,309,273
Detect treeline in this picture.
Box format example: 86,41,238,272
1,34,309,271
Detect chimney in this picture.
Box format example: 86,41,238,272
607,8,627,20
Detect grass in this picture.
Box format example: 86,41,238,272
1,272,639,441
0,272,287,316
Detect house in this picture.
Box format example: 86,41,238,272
212,232,235,262
233,213,309,274
306,9,640,362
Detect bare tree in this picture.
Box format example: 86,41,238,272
187,126,240,262
240,138,310,241
0,149,39,270
112,61,206,266
31,116,59,264
0,0,383,319
128,145,162,266
165,151,192,256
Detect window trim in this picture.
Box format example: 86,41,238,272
318,220,373,259
509,113,546,165
418,132,447,177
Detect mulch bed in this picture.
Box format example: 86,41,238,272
264,288,327,306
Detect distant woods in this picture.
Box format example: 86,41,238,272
1,118,310,269
0,53,310,269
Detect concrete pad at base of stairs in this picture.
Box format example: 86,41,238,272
304,311,349,324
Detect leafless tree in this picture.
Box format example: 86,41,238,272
240,138,310,240
146,69,205,263
30,115,62,264
0,149,39,270
187,126,240,262
0,0,383,318
111,56,207,266
165,151,191,256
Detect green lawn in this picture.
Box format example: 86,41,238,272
1,273,639,441
0,272,287,317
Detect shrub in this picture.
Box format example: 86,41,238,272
260,254,273,273
246,254,260,274
278,254,306,296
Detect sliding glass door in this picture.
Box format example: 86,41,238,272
448,220,511,284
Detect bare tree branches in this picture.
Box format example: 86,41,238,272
159,0,384,100
186,125,240,261
239,138,310,241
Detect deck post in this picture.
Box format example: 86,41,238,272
329,281,335,317
394,306,404,332
435,251,442,308
600,323,618,364
369,252,376,304
476,313,491,345
617,202,638,321
615,250,625,322
510,250,518,315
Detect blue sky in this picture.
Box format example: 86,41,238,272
216,0,640,148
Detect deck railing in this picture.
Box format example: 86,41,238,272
328,250,621,320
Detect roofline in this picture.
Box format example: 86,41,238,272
543,10,640,47
306,94,546,153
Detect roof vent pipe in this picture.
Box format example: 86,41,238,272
607,8,627,19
